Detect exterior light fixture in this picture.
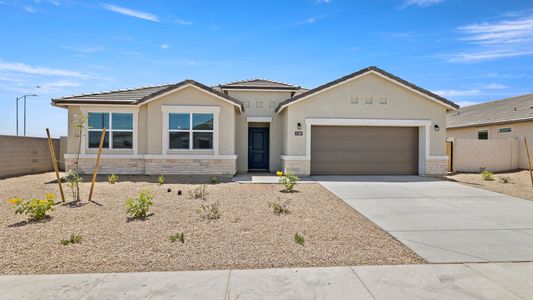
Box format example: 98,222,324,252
434,124,440,131
297,122,302,130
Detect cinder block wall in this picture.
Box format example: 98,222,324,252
0,135,60,178
452,138,519,172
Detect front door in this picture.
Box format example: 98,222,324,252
248,127,269,170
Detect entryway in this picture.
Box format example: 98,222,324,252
248,127,269,171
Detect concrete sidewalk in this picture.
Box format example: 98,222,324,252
1,262,532,299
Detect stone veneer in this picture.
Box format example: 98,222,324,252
281,158,311,176
425,158,448,176
65,157,236,175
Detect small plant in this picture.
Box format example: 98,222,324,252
277,171,299,192
198,202,220,220
108,174,119,184
210,176,218,184
65,170,82,201
270,197,290,215
60,234,82,245
158,175,165,185
499,176,513,184
294,233,305,246
125,190,154,219
169,232,185,243
481,170,494,181
9,194,55,221
189,185,207,200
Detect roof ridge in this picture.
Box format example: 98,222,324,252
457,92,533,110
57,82,177,99
219,78,300,88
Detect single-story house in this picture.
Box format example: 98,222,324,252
52,66,458,176
447,93,533,169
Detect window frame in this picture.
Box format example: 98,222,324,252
498,127,512,133
162,106,220,155
477,129,489,140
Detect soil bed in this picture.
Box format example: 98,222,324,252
447,170,533,200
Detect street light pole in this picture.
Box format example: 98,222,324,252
15,86,39,136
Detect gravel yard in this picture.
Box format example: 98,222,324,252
0,172,423,275
447,170,533,201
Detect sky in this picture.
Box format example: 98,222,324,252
0,0,532,137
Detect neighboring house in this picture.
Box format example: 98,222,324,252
52,66,458,176
447,93,533,169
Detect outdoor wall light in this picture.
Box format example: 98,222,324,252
297,122,302,130
434,124,440,131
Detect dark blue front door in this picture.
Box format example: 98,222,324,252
248,127,269,170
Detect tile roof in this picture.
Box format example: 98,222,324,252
275,66,459,112
218,79,301,90
447,93,533,128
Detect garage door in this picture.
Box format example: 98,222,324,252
311,126,419,175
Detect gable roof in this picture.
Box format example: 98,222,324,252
51,80,244,112
219,78,301,90
447,93,533,129
275,66,459,113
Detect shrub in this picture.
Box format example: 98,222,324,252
61,234,82,245
270,197,290,215
277,171,299,192
125,190,154,219
9,194,55,221
189,185,207,200
294,233,305,246
198,202,220,220
169,232,185,243
210,176,218,184
481,170,494,181
499,176,513,184
65,170,82,201
108,174,119,184
158,175,165,185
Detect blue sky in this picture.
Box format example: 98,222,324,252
1,0,532,137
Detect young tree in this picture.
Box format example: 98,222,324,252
67,114,87,202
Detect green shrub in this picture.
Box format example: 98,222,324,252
61,234,82,245
198,202,220,220
270,198,290,215
108,174,119,184
158,175,165,185
499,176,512,184
189,185,207,200
125,190,154,219
9,194,55,221
169,232,185,243
277,171,299,192
481,170,494,181
210,176,218,184
294,233,305,246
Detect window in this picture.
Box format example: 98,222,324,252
499,127,512,133
478,130,488,140
168,113,213,150
88,112,133,149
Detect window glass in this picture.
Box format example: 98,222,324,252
112,113,133,130
478,130,488,140
169,132,190,149
112,132,133,149
169,113,190,130
88,131,109,148
192,113,213,130
88,113,109,129
499,127,512,133
193,132,213,149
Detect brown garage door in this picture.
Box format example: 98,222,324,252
311,126,419,175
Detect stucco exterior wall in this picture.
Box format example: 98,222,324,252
451,138,519,172
282,73,448,157
447,120,533,169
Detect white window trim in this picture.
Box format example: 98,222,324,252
477,128,490,139
161,105,220,155
246,116,272,123
80,107,139,155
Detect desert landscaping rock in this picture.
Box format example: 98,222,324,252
0,172,423,275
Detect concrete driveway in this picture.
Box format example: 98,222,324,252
314,175,533,263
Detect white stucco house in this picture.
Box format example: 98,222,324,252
52,66,458,176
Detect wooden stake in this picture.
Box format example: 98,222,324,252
88,128,106,202
525,137,533,188
46,128,65,202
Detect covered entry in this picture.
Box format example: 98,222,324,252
310,126,419,175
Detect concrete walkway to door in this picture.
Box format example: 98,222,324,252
314,175,533,263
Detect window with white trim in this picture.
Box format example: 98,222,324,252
168,113,213,150
88,112,133,149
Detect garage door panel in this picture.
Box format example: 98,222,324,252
311,126,418,175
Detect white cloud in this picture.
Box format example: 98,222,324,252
101,4,159,22
483,83,506,89
448,49,533,62
39,80,81,93
316,0,331,3
432,89,480,97
21,5,37,13
175,18,192,25
401,0,444,8
160,44,170,50
0,61,88,78
297,17,318,25
455,100,482,107
62,46,105,53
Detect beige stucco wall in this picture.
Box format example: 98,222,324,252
451,138,519,172
282,73,448,157
448,120,533,169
